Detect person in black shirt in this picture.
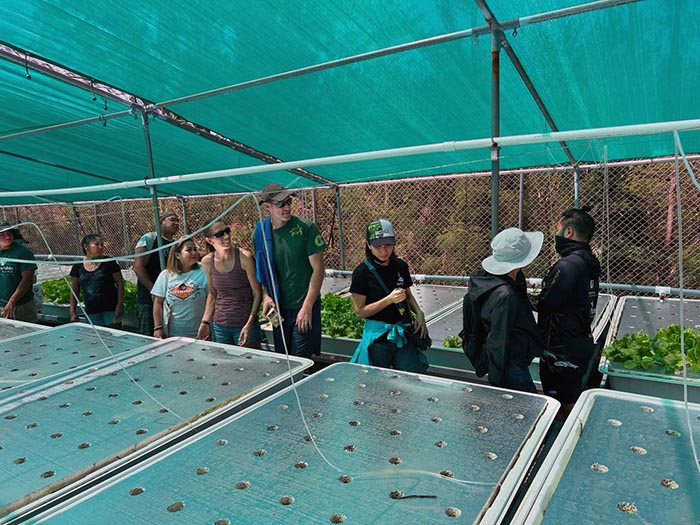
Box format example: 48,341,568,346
69,233,124,327
349,219,428,373
538,208,601,414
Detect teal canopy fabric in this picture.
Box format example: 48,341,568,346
0,0,698,204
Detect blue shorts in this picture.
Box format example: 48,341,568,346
212,321,263,346
87,310,117,327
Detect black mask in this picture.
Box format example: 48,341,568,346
555,235,588,256
554,235,567,254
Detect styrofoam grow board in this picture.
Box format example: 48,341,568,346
0,338,313,522
25,362,559,525
511,389,700,525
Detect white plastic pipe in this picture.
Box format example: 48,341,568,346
1,119,699,200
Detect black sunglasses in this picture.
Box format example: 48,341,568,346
208,226,231,238
273,197,293,208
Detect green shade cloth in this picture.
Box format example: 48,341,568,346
0,0,698,204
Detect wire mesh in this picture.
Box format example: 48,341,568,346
4,156,700,291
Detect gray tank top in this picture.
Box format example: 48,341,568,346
210,248,254,327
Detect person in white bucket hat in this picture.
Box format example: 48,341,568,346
463,227,544,393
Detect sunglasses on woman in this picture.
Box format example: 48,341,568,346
208,226,231,238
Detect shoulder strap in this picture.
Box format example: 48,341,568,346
364,259,391,294
364,259,411,323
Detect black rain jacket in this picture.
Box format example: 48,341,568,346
537,237,601,357
469,271,544,388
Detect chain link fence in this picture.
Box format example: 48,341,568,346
4,156,700,291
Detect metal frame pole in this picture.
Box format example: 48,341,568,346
489,35,501,240
518,172,525,229
140,112,166,269
120,199,129,259
475,0,503,239
335,187,346,270
178,196,189,235
71,205,81,251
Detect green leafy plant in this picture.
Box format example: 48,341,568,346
442,335,462,348
41,278,73,304
603,324,700,373
320,293,364,339
123,281,137,313
41,278,138,313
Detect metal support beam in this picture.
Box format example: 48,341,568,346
335,187,346,271
476,0,617,232
489,36,501,240
476,0,502,239
0,43,330,186
71,205,81,251
140,112,167,270
518,172,525,229
500,39,583,196
178,196,189,236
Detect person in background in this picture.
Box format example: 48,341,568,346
538,207,601,415
69,233,124,327
200,219,262,348
0,222,38,323
253,183,326,358
349,219,429,373
133,212,179,335
151,237,207,339
468,227,544,393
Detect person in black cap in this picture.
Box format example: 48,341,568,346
348,219,429,373
253,183,327,358
0,222,38,322
133,212,180,335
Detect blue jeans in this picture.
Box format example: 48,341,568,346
212,321,263,346
271,299,321,358
505,363,537,394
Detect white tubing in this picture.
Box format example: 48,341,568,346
1,119,699,200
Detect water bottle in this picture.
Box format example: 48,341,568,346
395,275,406,315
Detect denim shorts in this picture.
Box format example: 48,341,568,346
86,310,117,327
212,321,263,346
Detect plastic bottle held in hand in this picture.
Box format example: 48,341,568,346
395,275,406,315
267,308,282,328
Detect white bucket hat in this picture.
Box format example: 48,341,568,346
481,227,544,276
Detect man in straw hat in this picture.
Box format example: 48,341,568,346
0,222,38,322
253,184,327,358
466,227,544,393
